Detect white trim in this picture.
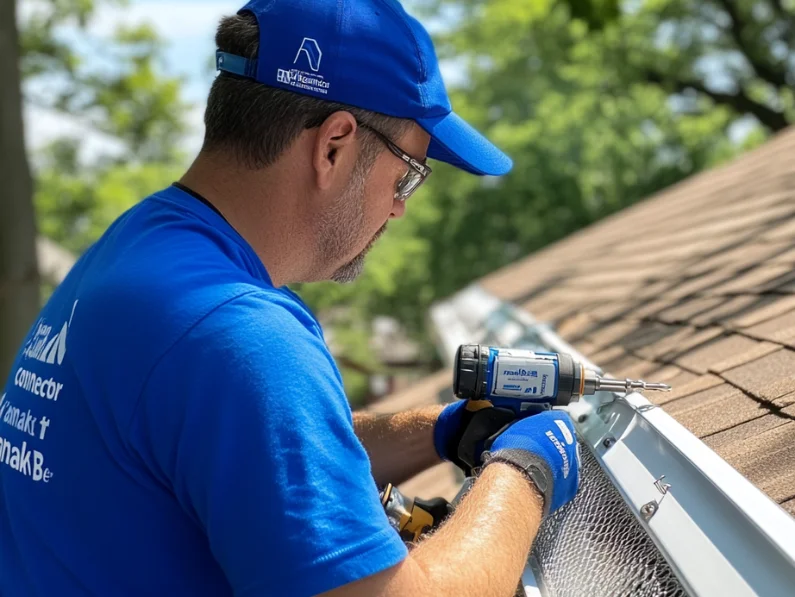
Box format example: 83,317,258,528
588,393,795,596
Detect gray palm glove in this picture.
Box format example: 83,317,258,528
482,410,581,515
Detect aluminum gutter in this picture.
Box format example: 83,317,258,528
584,392,795,597
430,283,795,597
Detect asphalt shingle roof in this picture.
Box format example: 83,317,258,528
371,127,795,514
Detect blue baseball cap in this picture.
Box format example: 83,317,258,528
216,0,513,176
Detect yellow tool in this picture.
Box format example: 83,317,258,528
380,483,452,543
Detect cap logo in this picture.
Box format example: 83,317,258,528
294,37,322,72
276,37,331,96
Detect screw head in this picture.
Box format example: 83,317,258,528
603,437,616,449
640,501,658,521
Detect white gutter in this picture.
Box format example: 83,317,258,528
584,391,795,597
430,283,795,597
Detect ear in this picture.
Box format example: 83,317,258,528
312,111,359,191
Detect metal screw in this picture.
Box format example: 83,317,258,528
602,436,616,449
640,501,658,521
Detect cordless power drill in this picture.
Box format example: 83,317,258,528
450,344,671,472
381,344,672,541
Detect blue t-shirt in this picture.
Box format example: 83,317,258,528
0,184,407,596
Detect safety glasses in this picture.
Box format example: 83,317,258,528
357,122,432,202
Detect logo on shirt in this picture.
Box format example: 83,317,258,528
0,394,53,482
276,37,330,95
22,301,78,366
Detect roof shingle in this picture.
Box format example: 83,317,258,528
720,349,795,402
744,310,795,347
370,127,795,510
673,334,778,374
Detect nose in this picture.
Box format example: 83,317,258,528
389,197,406,220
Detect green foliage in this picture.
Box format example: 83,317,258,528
340,368,370,409
80,24,189,163
19,0,191,253
300,0,776,347
564,0,620,30
19,0,121,79
35,139,183,252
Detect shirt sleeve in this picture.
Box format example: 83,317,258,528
127,291,407,597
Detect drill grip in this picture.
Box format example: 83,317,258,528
457,406,517,475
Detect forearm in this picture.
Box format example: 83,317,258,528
326,412,572,597
354,406,444,487
412,463,542,596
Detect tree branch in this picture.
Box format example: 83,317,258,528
646,71,789,131
711,0,789,88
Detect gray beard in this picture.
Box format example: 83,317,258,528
316,163,382,284
330,222,387,283
331,250,367,284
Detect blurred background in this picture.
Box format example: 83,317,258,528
2,0,792,406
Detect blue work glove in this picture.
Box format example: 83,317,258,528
481,410,580,516
433,400,468,461
434,400,520,475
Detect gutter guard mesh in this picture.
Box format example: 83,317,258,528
530,445,689,597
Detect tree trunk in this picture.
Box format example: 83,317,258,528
0,0,40,380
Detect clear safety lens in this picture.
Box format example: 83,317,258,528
397,170,422,201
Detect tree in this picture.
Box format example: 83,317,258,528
403,0,747,303
19,0,190,255
0,0,189,376
1,0,39,378
630,0,795,132
298,0,773,385
426,0,795,132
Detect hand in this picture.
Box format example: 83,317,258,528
433,400,518,475
482,410,580,515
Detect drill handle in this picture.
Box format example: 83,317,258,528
457,406,517,475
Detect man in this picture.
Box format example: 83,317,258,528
0,1,579,595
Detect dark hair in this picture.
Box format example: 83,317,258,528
203,12,412,170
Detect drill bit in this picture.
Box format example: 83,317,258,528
595,376,672,394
